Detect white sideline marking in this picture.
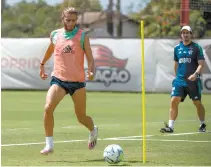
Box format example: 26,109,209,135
164,131,211,136
61,126,80,129
62,124,121,128
3,119,209,131
148,139,211,143
2,138,210,147
1,139,86,147
145,138,210,143
164,132,201,136
103,131,209,140
2,128,30,131
2,131,210,147
103,138,211,143
104,138,140,141
62,119,208,129
105,135,154,140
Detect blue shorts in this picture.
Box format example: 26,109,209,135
171,78,202,102
50,76,86,96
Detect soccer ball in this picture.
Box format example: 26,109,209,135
103,144,124,164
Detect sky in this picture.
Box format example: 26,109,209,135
6,0,150,14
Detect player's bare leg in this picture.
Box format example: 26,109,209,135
193,100,206,132
72,88,98,150
160,96,181,133
169,96,181,122
41,84,66,155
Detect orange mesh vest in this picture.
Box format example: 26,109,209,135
51,28,85,82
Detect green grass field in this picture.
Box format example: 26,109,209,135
1,91,211,166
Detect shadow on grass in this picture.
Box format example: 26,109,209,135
46,159,147,166
46,158,105,163
108,160,149,166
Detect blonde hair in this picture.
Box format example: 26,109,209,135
61,7,78,19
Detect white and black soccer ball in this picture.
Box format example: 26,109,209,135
103,144,124,164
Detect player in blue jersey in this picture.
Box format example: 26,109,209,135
160,26,206,133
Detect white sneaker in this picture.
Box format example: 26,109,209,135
40,146,54,155
88,126,98,150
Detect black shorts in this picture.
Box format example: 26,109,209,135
171,78,202,102
50,76,86,96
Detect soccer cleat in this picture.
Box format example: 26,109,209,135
160,122,174,133
199,123,206,132
40,147,54,155
88,126,98,150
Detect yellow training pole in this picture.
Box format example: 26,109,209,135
140,20,146,164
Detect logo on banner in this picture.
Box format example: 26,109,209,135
87,44,130,86
203,44,211,91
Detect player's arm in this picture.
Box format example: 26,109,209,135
173,47,178,76
39,42,54,80
194,45,205,76
84,34,95,80
194,60,205,76
188,45,205,81
174,61,178,76
40,42,54,65
40,30,57,66
188,60,204,81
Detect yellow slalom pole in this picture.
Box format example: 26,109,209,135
140,20,146,164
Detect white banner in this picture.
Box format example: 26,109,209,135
1,38,211,93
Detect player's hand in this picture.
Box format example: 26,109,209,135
40,65,48,80
87,71,94,81
188,74,197,81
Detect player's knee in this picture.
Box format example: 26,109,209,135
193,100,202,108
171,97,180,106
44,103,55,113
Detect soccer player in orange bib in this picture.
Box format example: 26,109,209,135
39,7,98,155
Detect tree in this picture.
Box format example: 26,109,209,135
130,0,209,38
106,0,114,36
116,0,122,37
2,0,102,37
59,0,102,12
1,0,6,13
